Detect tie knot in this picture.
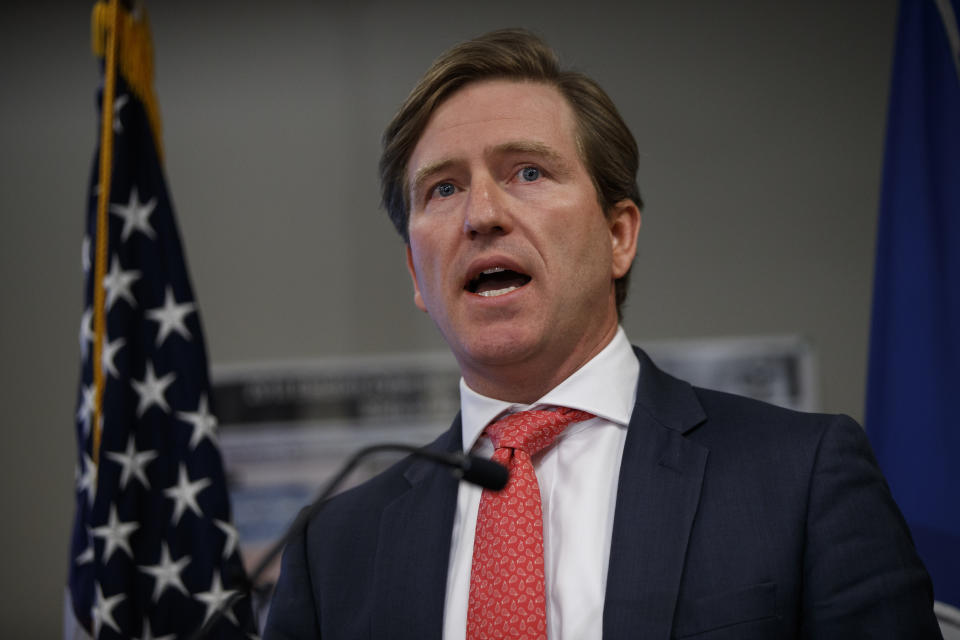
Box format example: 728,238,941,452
484,407,594,456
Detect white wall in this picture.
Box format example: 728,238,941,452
0,0,897,634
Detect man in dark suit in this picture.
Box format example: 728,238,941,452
264,29,940,638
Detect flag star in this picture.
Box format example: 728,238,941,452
75,538,95,566
105,435,158,489
112,94,129,133
178,394,218,450
146,287,195,347
92,583,125,637
164,464,211,525
103,256,141,310
214,520,239,559
139,542,191,603
79,308,93,359
101,336,126,379
77,453,97,507
90,504,139,563
136,619,176,640
110,185,157,241
131,360,176,416
76,385,96,437
82,236,91,273
195,572,239,627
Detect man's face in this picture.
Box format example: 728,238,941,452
404,79,638,397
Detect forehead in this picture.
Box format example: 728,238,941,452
407,79,581,180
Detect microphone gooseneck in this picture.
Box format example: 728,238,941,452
187,443,508,639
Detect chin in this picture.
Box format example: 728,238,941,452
452,329,543,370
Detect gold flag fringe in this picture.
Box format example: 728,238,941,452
91,0,163,161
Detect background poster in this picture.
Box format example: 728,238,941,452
212,335,817,589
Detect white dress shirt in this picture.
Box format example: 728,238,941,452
442,327,640,640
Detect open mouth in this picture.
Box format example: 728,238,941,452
465,267,532,297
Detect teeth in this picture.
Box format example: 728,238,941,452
481,267,506,275
478,285,519,297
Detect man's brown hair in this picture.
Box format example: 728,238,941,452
379,28,642,316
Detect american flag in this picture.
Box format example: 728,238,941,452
68,3,257,638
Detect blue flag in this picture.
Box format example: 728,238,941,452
67,3,257,637
866,0,960,610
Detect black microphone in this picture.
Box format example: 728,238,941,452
187,443,508,639
460,453,510,490
398,446,509,491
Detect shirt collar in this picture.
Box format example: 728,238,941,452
459,326,640,451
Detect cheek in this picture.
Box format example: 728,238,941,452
410,242,446,301
559,203,612,257
570,218,616,285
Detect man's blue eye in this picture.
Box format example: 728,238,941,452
435,183,455,197
520,166,540,182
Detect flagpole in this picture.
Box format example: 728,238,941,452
91,0,120,468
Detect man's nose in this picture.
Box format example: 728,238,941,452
463,176,512,238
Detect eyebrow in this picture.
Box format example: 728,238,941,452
490,140,566,166
409,140,570,203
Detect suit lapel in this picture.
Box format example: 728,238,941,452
371,418,463,638
603,348,708,639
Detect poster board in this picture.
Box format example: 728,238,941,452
212,334,818,589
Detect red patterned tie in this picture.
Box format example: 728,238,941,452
466,407,595,640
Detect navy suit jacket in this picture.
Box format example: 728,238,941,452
264,348,940,638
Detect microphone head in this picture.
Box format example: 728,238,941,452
460,455,509,491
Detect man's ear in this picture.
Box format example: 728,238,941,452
405,245,427,312
608,199,641,279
